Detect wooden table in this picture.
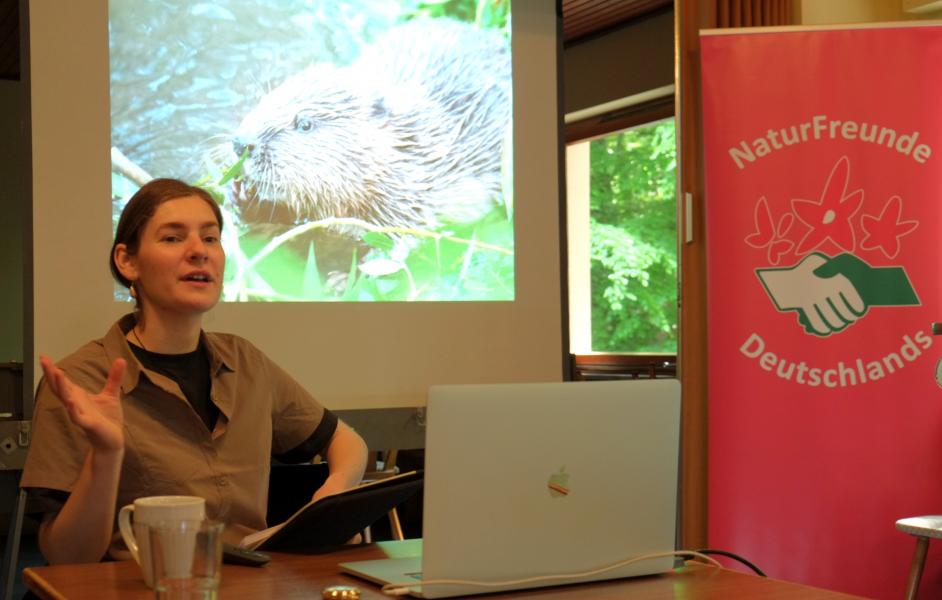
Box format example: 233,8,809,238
23,543,871,599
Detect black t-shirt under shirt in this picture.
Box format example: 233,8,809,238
129,341,218,431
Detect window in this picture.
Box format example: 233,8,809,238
567,115,678,355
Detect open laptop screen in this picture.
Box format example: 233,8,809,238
345,379,681,598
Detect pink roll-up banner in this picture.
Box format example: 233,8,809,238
701,25,942,599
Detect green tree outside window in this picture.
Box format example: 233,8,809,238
589,119,677,353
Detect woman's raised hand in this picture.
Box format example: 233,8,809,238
39,355,126,452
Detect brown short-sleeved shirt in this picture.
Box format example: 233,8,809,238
21,314,337,552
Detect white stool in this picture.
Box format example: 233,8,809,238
895,515,942,600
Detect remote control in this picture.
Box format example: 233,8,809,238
222,542,272,567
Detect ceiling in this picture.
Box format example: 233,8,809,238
0,0,672,81
562,0,673,43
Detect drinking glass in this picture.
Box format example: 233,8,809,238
149,519,224,600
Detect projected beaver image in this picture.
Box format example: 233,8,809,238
231,18,511,238
110,2,514,302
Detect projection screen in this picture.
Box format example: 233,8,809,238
29,0,563,409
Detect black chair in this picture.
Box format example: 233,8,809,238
1,476,26,600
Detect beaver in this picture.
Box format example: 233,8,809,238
232,18,511,237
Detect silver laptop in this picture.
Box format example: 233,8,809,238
341,379,680,598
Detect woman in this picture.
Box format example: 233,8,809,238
21,178,368,564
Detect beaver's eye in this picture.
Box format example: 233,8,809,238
295,117,315,132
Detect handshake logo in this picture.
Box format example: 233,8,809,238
756,252,919,337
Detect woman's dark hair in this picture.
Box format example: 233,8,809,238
110,178,224,289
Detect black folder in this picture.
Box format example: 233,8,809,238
242,469,424,553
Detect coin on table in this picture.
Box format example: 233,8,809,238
322,584,362,599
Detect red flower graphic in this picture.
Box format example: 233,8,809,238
859,196,918,259
791,156,863,255
744,197,794,264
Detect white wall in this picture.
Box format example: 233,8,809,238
799,0,942,23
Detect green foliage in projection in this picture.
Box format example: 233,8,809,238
589,120,678,353
407,0,510,30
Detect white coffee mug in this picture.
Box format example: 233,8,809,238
118,495,206,587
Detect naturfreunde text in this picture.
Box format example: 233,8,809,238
728,115,931,169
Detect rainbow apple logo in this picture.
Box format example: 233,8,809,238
547,467,570,497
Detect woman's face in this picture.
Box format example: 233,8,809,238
118,195,225,320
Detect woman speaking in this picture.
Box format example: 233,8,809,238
21,178,368,564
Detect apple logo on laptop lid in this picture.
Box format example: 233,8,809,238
547,467,570,497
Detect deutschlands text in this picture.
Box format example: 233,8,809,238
740,330,932,388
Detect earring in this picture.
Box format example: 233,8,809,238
129,282,137,299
